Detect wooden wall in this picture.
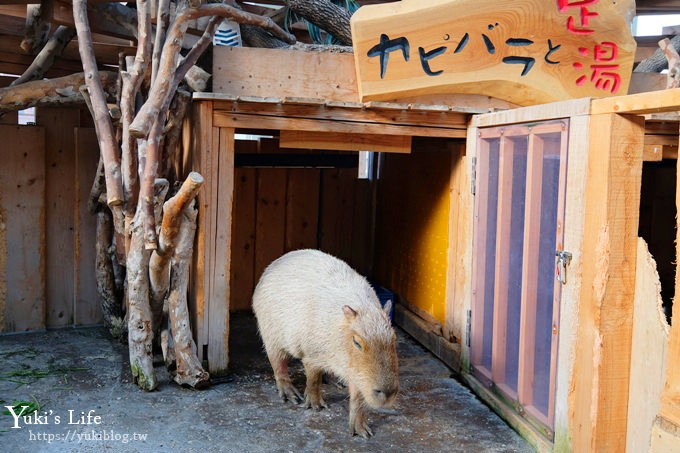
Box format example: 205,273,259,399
0,107,101,333
373,138,455,324
229,138,373,311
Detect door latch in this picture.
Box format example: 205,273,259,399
555,250,572,285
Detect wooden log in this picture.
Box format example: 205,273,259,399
126,206,156,391
0,71,117,113
129,3,295,139
151,0,170,85
95,209,125,338
169,199,210,388
73,0,125,211
21,4,50,54
12,26,76,87
286,0,353,45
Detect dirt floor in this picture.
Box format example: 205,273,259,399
0,312,533,452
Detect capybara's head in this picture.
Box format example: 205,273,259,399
342,300,399,409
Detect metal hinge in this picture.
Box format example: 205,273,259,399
555,250,572,284
466,309,472,347
470,157,477,195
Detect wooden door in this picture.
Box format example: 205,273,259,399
470,120,569,438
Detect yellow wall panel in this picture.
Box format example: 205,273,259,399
374,142,452,324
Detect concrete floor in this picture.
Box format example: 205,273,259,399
0,312,533,452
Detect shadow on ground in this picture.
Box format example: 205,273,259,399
0,312,533,452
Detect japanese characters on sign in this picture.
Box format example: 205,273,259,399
350,0,636,106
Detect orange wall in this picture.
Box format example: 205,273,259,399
374,140,452,324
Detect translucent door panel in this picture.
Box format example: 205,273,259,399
471,121,568,437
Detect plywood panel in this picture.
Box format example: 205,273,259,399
254,168,286,282
350,178,372,276
319,168,341,259
285,168,320,252
74,128,102,326
230,167,256,311
0,124,45,332
38,107,80,328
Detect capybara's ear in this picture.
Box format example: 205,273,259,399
382,300,392,317
343,305,357,320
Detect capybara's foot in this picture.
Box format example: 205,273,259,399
304,391,328,411
276,378,302,404
349,410,373,438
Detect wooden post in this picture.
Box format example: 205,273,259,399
569,113,644,452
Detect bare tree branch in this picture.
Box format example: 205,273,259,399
21,4,51,54
129,3,295,139
152,0,171,85
286,0,353,46
12,26,77,87
0,71,116,113
73,0,125,211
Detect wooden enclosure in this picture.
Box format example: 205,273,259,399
0,107,102,333
3,40,680,452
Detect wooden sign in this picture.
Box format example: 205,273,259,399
350,0,637,106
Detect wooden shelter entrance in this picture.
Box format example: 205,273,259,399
185,93,471,374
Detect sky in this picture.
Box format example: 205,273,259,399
634,14,680,36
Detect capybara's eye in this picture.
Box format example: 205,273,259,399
352,336,363,351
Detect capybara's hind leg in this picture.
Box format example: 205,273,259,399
303,362,328,410
267,351,302,404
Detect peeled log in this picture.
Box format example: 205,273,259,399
95,209,125,339
0,71,117,114
169,200,210,389
126,208,156,391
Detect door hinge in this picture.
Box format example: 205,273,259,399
466,309,472,347
470,157,477,195
555,250,572,285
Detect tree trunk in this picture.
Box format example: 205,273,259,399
126,207,156,391
286,0,353,46
12,26,76,87
635,35,680,73
95,209,126,339
169,200,210,389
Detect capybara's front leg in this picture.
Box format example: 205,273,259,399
267,352,302,404
348,382,373,438
303,363,328,410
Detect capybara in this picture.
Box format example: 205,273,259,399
252,249,399,438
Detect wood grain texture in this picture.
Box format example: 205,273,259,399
74,128,103,326
351,0,636,105
0,124,45,332
38,107,79,328
279,130,411,153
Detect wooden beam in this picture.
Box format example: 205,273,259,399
592,88,680,115
213,111,467,138
279,130,411,153
569,113,644,451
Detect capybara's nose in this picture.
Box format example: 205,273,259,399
374,386,397,401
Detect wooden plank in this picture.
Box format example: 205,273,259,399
74,128,102,326
208,127,235,374
213,100,469,129
350,178,371,275
351,0,636,105
628,72,667,95
516,129,544,408
490,131,519,388
229,167,256,312
592,87,680,115
472,98,591,128
254,168,286,283
444,142,469,348
553,114,590,451
470,134,492,369
38,108,79,328
319,168,342,259
0,124,45,332
214,111,467,138
279,130,412,153
626,238,670,453
213,46,359,102
650,417,680,453
569,113,644,452
189,101,213,360
284,168,320,253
